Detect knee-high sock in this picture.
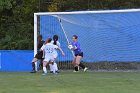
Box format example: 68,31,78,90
43,67,47,74
53,63,58,71
79,62,85,69
39,60,43,69
32,62,35,71
49,64,53,71
74,65,79,71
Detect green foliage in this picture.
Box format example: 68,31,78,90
0,0,140,50
0,0,37,50
0,0,13,11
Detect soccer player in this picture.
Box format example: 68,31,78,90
68,35,88,72
30,35,45,73
42,38,65,75
49,35,61,73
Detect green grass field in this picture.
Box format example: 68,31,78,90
0,72,140,93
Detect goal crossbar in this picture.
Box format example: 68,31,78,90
34,9,140,16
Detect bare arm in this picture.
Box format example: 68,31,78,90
42,50,45,58
58,47,65,56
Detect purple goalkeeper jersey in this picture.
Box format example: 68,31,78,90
72,41,82,55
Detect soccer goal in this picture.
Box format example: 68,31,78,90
34,9,140,71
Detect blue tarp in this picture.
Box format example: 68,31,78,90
0,50,33,72
1,10,140,72
40,11,140,62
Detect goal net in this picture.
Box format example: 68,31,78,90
34,9,140,70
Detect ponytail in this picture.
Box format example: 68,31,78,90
53,39,57,45
53,35,58,45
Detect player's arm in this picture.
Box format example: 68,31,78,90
57,47,65,56
42,50,45,58
68,44,78,50
40,44,45,51
54,45,65,56
58,47,65,56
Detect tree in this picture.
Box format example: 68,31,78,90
0,0,38,50
1,0,140,50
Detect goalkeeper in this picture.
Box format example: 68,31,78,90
68,35,88,72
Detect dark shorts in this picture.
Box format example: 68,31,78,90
35,51,43,59
75,52,83,57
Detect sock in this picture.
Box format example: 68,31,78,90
74,66,79,71
54,63,58,71
43,67,47,74
32,62,35,71
51,63,56,73
39,60,43,70
49,64,53,71
52,66,56,74
79,62,85,69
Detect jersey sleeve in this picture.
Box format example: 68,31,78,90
75,42,80,49
40,44,46,50
57,41,61,47
51,41,54,44
71,42,74,47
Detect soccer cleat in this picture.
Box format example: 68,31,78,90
42,73,47,76
84,67,88,72
30,70,36,73
73,70,79,72
50,71,53,73
55,71,60,73
53,72,58,75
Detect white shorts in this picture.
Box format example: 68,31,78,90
43,55,54,62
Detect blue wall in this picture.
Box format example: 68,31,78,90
0,50,33,72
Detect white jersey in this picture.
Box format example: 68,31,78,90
43,43,58,56
51,41,60,47
40,44,46,51
51,41,61,58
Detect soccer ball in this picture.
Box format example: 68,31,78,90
68,45,73,49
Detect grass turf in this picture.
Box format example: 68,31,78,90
0,72,140,93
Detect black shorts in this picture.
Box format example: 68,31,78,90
35,51,43,59
75,52,83,57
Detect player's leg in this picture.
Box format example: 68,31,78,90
31,51,43,73
49,59,55,73
75,56,81,72
49,58,56,73
49,64,53,73
30,58,38,73
42,61,48,75
50,58,58,74
53,54,59,73
53,62,58,72
76,52,87,72
72,57,79,72
51,58,59,73
39,59,43,70
42,55,52,75
79,62,88,72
